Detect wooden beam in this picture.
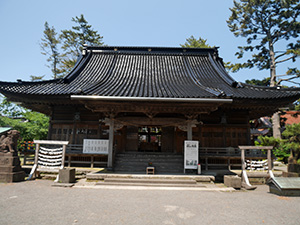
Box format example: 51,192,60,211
83,101,219,115
239,146,273,150
34,140,69,145
115,117,186,126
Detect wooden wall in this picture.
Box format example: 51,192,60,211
161,126,175,152
49,105,251,152
50,105,101,144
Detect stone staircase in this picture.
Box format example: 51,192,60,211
113,152,184,174
96,178,204,188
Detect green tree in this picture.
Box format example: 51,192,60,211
281,123,300,164
245,77,271,86
0,97,49,141
0,96,24,117
255,135,290,163
180,36,234,71
227,0,300,139
40,22,63,79
60,14,104,74
180,35,212,48
30,75,45,81
227,0,300,86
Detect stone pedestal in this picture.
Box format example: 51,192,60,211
59,168,76,183
288,164,300,174
282,171,300,177
224,175,241,189
0,152,26,182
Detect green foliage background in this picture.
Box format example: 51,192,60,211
256,123,300,164
0,97,49,142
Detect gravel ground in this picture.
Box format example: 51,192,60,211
0,179,299,225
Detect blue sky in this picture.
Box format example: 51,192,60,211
0,0,297,85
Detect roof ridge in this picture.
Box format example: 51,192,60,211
0,79,62,85
85,45,219,55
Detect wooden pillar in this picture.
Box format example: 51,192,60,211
61,144,66,168
267,148,274,178
72,122,77,144
246,114,251,145
47,107,54,140
107,117,114,168
91,156,94,168
241,148,245,171
240,147,251,187
34,143,40,165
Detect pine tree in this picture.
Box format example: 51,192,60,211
227,0,300,138
180,36,212,48
60,14,104,74
30,75,45,81
40,22,63,79
227,0,300,86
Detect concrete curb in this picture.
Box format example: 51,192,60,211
73,184,236,192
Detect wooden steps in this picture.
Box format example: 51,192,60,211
114,153,184,174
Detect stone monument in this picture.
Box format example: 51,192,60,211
0,130,26,182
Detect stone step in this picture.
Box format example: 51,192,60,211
96,181,205,188
104,178,196,184
87,173,214,182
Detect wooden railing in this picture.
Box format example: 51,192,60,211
199,147,272,170
66,144,83,154
65,144,108,168
199,147,270,158
22,144,272,170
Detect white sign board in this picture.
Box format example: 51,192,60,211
83,139,109,154
184,140,199,169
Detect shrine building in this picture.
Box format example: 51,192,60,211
1,46,300,173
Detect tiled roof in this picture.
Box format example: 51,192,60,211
1,46,300,100
281,111,300,125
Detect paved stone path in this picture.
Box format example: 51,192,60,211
1,179,300,225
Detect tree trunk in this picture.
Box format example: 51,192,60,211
269,42,281,139
269,42,276,87
272,112,281,139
